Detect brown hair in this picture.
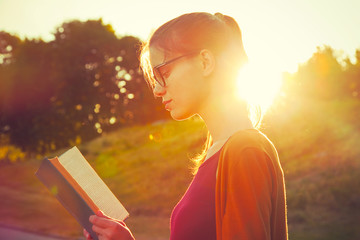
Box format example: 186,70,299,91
140,12,259,174
140,12,248,88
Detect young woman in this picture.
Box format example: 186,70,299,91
85,12,288,240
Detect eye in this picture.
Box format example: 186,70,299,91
159,65,172,79
161,70,171,79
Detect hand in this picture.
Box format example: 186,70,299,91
88,210,135,240
83,228,93,240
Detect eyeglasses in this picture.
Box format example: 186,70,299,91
152,52,198,87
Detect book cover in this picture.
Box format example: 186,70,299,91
35,146,129,240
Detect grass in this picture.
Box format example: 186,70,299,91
264,98,360,240
0,99,359,239
0,117,207,239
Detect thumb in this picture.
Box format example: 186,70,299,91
96,210,126,226
96,210,107,218
96,210,118,221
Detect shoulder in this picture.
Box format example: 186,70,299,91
223,129,274,153
219,129,279,169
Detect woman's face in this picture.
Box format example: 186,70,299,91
149,46,211,121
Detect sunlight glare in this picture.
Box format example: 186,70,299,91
236,62,282,112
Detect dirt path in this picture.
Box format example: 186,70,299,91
0,225,72,240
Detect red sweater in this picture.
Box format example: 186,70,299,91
215,129,288,240
170,150,219,240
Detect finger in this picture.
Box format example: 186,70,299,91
96,210,107,218
83,228,93,240
116,220,126,227
92,223,117,238
90,215,118,228
92,223,133,240
92,211,126,227
91,224,105,235
98,235,108,240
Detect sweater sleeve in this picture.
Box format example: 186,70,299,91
216,146,275,240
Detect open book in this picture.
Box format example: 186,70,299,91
35,146,129,240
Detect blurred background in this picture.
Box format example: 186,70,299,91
0,0,359,239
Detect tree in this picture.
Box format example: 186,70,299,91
0,19,167,154
343,49,360,99
281,45,344,100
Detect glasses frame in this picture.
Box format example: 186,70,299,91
152,51,199,87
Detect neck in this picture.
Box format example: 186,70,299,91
198,93,254,143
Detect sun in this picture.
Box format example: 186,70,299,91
236,60,283,113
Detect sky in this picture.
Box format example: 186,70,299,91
0,0,359,108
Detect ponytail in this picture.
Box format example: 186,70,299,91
214,12,248,68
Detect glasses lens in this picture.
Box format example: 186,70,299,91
153,68,165,87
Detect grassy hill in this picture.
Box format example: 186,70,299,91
0,106,359,240
264,98,360,240
0,118,207,240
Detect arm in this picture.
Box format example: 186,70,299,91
85,210,135,240
217,147,275,240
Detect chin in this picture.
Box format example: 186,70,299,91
170,109,194,121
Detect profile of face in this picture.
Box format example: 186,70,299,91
141,12,248,121
149,47,213,121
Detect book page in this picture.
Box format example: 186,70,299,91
49,157,100,213
58,146,129,220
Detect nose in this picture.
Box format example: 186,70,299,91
153,82,166,97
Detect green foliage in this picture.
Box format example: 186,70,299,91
261,45,360,239
81,117,206,216
0,20,167,155
280,45,359,100
1,24,360,238
95,152,119,178
0,134,27,163
0,116,359,239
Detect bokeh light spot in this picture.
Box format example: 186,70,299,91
109,117,116,124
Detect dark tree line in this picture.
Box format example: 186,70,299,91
0,19,168,155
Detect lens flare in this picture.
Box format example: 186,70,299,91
236,62,282,112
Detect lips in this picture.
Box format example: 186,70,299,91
162,99,172,110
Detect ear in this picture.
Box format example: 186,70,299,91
199,49,215,77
